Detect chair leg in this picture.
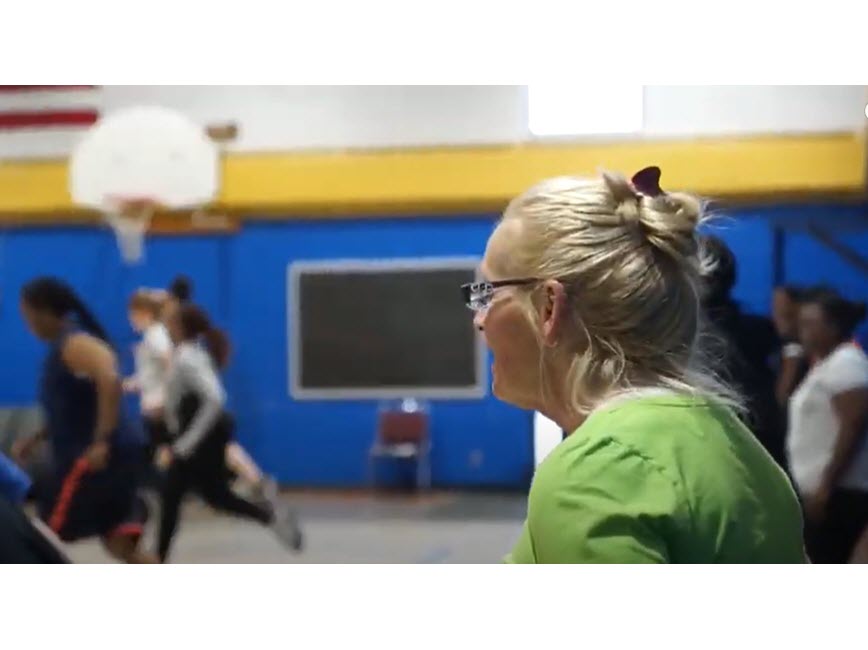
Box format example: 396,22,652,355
368,453,377,491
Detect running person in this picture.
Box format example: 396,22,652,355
161,275,278,500
124,289,173,462
156,303,302,562
15,277,156,563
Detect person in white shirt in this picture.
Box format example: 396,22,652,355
125,290,173,460
155,303,302,562
787,287,868,563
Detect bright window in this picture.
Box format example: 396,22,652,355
527,84,644,137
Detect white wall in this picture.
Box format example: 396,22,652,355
102,85,527,152
0,85,864,160
534,412,563,467
111,85,865,149
643,86,867,137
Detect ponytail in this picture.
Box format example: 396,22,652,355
202,328,231,370
176,304,231,369
68,296,109,342
21,277,110,342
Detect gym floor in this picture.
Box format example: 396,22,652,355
65,492,527,563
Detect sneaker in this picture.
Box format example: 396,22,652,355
261,479,303,553
271,504,304,553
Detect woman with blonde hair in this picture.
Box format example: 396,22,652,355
465,167,804,563
124,289,173,463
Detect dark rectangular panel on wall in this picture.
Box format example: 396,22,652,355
290,259,483,399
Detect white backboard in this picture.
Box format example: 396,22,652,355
69,105,219,210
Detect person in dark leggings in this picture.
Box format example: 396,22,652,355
14,277,156,563
160,276,278,500
156,303,302,562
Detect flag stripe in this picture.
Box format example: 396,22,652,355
0,85,100,158
0,110,98,130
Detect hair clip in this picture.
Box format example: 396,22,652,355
631,166,664,197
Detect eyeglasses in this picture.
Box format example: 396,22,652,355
461,278,539,312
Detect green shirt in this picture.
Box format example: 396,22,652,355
508,394,805,563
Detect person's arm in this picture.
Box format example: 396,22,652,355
170,351,226,459
776,343,805,406
820,387,868,492
61,333,121,445
122,376,140,393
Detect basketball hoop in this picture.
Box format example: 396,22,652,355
69,106,223,261
102,195,160,264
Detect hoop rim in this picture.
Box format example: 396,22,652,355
101,193,165,215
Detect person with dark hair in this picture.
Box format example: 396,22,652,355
155,303,302,562
158,275,193,327
169,275,193,304
788,287,868,563
159,276,277,503
13,277,156,563
699,236,786,468
772,286,809,406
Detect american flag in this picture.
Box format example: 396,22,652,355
0,85,100,160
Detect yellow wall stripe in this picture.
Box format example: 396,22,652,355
0,133,864,222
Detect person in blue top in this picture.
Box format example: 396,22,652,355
13,277,157,563
0,448,32,504
1,450,70,562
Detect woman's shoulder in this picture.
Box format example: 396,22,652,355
817,343,868,380
548,394,754,492
828,342,868,365
815,343,868,391
534,421,679,504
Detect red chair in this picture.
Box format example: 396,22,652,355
368,400,431,490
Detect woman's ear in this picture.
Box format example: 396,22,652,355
538,280,567,347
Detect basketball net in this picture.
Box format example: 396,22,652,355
102,196,158,264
